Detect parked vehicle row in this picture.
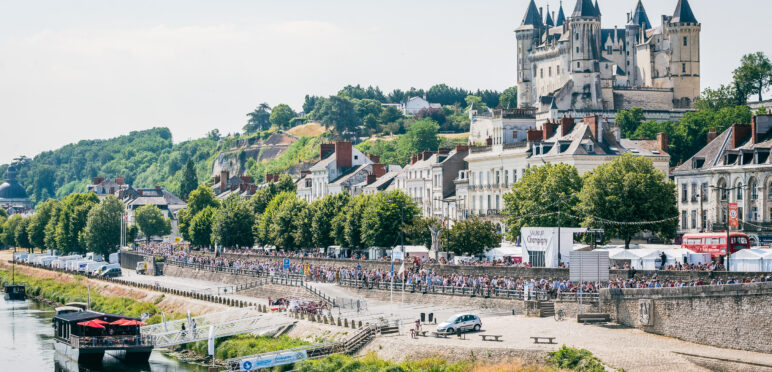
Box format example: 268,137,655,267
13,252,122,278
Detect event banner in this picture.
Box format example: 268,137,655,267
240,350,308,371
728,203,739,227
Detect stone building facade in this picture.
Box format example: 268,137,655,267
517,0,700,115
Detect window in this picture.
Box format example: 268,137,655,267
682,63,686,73
752,181,758,200
575,33,579,40
752,207,759,221
701,211,707,230
576,47,580,54
690,211,697,229
626,61,630,66
681,211,688,229
557,66,560,75
683,36,688,46
737,183,743,200
548,67,551,77
577,62,580,68
691,184,697,202
701,183,708,201
681,184,688,202
607,46,612,54
540,69,543,78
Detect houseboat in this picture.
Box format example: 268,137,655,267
53,311,153,364
3,284,25,301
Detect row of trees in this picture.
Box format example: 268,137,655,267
503,155,678,249
0,194,172,257
177,178,500,256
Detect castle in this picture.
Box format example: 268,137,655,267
516,0,700,117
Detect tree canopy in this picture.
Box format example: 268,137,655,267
134,204,172,242
212,194,255,248
733,51,772,102
445,217,501,256
83,196,125,257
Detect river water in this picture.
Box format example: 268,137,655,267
0,297,207,371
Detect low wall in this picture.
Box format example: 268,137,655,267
600,282,772,353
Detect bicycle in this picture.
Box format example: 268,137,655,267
554,309,565,321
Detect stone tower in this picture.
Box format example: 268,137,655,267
668,0,701,108
625,0,651,87
515,0,543,108
567,0,603,109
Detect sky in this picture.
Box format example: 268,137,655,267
1,0,770,165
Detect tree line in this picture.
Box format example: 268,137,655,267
0,194,173,258
176,176,500,256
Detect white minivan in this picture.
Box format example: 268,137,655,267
436,313,482,334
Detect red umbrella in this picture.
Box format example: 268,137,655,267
77,320,106,329
91,319,110,325
121,320,147,326
109,318,130,325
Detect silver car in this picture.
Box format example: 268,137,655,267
436,313,482,334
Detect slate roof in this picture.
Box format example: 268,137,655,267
672,0,698,24
0,180,28,199
545,8,555,27
330,164,370,186
673,128,731,173
572,0,600,18
601,29,626,47
521,0,543,27
630,0,651,29
556,3,566,26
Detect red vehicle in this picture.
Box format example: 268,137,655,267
680,232,750,257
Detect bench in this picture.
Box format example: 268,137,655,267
576,313,611,324
416,330,428,337
530,336,556,344
431,332,449,338
480,334,502,342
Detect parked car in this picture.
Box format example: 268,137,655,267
436,313,482,334
93,263,120,276
100,267,122,278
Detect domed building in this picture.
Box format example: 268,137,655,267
0,161,33,214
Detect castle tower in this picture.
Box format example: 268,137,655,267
556,1,566,27
516,0,543,108
625,0,651,86
568,0,603,109
668,0,700,108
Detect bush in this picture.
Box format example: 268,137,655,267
185,334,310,360
547,345,606,372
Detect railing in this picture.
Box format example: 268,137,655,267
71,335,153,349
148,314,295,348
503,141,528,149
470,146,492,154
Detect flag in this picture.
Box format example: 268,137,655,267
398,261,405,275
208,325,215,356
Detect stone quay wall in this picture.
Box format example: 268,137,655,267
600,282,772,353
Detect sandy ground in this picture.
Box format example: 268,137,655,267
286,122,326,137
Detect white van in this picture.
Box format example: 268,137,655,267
13,252,28,262
86,252,104,262
39,256,57,267
85,261,103,274
108,253,120,264
93,263,120,276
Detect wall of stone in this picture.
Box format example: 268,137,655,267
162,263,254,285
600,282,772,353
613,89,673,111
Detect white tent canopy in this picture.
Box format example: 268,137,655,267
485,246,523,260
600,247,699,270
729,249,772,272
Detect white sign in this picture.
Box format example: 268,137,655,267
569,251,610,282
391,247,404,261
521,227,587,268
240,350,308,371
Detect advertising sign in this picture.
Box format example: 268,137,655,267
728,203,739,227
569,251,610,282
283,258,290,270
240,350,308,371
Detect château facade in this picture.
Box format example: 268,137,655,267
516,0,700,115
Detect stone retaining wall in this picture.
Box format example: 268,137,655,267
600,282,772,353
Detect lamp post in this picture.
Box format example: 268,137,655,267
710,184,745,271
543,192,576,267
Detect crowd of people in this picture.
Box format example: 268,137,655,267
132,244,772,299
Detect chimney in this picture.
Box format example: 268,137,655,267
320,143,336,159
438,147,450,155
366,174,377,185
109,187,115,194
543,121,557,140
335,141,353,168
239,184,246,191
214,175,220,184
220,170,229,192
266,174,273,183
585,115,600,139
231,184,237,191
155,185,161,190
752,116,758,145
455,145,469,152
372,164,386,177
115,177,124,185
240,176,252,184
422,150,433,160
560,116,575,136
301,170,311,176
707,129,718,144
527,128,543,141
731,124,752,149
411,154,417,165
249,184,256,194
138,190,143,196
657,132,669,154
93,177,103,185
368,154,380,164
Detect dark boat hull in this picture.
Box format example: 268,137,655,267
3,285,25,301
108,348,153,363
54,341,105,364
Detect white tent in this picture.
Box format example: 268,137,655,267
485,246,523,260
729,249,772,272
403,245,429,259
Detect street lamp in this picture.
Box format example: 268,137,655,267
543,192,576,266
709,184,745,271
695,192,704,233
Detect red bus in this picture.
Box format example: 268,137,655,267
680,232,750,257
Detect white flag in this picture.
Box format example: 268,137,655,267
398,261,405,275
208,325,215,356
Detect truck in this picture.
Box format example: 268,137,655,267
136,262,148,275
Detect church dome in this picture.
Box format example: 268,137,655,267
0,180,28,199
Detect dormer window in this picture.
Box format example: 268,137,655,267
692,157,705,169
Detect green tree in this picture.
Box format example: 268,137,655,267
187,185,221,214
27,199,58,249
379,106,403,129
579,154,678,248
446,217,500,256
189,206,216,248
502,163,583,241
134,204,172,243
318,96,360,136
2,214,23,248
404,217,439,249
292,203,314,249
397,118,440,163
312,193,351,248
250,184,277,216
354,99,383,119
43,202,62,250
126,224,139,244
695,84,745,111
499,86,518,109
361,190,419,248
0,208,7,219
83,196,125,257
55,193,100,253
244,103,271,134
733,51,772,102
276,174,296,193
32,165,56,203
269,195,307,250
343,194,372,249
464,95,487,112
615,108,646,138
14,217,32,251
254,191,296,246
179,159,199,201
269,104,296,129
212,194,255,248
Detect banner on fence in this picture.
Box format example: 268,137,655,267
240,350,308,371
